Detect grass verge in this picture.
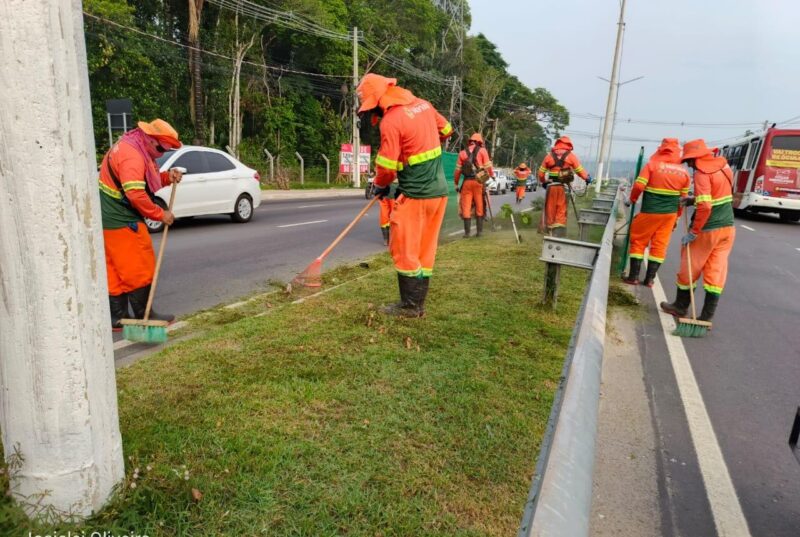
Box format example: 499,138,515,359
1,230,589,536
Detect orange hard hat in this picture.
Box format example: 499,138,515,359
138,119,181,149
681,139,713,161
469,132,484,145
357,73,396,113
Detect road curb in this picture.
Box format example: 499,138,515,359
260,189,363,201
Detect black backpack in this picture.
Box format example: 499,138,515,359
461,146,480,178
551,149,575,183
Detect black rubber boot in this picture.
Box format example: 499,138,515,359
128,285,175,323
641,261,661,288
382,275,424,317
698,292,720,323
381,227,390,246
416,277,430,316
475,216,484,237
109,294,129,332
660,288,691,317
463,218,471,238
622,258,642,285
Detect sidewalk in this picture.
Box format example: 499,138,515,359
260,188,363,201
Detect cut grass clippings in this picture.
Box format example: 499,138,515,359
1,229,589,537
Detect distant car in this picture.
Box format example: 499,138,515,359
526,176,538,192
145,146,262,233
486,172,509,195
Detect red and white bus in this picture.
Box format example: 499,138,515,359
719,127,800,222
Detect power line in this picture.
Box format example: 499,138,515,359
83,12,351,79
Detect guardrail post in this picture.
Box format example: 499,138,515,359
263,148,274,183
295,151,304,185
321,154,330,184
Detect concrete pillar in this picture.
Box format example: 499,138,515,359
0,0,124,519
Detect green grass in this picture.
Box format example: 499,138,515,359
0,231,589,537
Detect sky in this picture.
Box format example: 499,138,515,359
468,0,800,168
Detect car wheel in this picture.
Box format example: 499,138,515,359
144,199,167,234
231,193,253,223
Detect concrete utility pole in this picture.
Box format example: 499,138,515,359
595,0,627,193
0,0,124,519
351,26,361,188
491,118,499,159
510,133,517,167
598,75,643,179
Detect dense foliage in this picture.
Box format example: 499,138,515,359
83,0,569,179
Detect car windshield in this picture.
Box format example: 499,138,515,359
155,150,176,169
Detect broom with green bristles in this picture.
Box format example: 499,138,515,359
673,212,711,338
121,172,181,343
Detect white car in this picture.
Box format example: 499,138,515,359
486,172,510,195
146,146,262,232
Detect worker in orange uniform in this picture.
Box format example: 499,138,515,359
99,119,183,331
622,138,691,287
357,73,453,317
454,133,494,237
537,136,591,236
661,139,735,323
513,162,531,205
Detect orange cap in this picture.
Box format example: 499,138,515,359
357,73,396,113
469,132,484,145
517,162,528,169
681,139,713,161
138,119,181,149
553,136,574,150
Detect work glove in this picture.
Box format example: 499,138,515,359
680,196,695,207
623,198,632,208
456,184,462,193
586,174,593,185
372,184,391,199
681,232,697,246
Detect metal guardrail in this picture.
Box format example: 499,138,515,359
518,185,620,537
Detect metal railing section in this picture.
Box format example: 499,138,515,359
518,185,620,537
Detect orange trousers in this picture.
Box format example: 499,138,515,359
379,197,392,228
629,212,678,264
515,185,526,201
459,180,484,218
544,184,567,229
103,224,155,296
676,226,736,295
389,195,447,277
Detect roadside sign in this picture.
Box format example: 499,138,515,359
339,143,370,174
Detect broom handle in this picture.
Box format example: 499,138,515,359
143,179,178,321
318,196,378,261
684,211,698,321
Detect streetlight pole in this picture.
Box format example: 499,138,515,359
595,0,627,193
598,75,644,179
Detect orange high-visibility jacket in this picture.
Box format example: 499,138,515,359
373,88,453,198
691,156,735,234
537,137,588,184
454,147,493,186
630,139,690,215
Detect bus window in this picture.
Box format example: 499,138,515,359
729,145,746,169
743,140,761,170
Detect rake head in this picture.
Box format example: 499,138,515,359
292,258,323,288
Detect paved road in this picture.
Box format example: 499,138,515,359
145,187,533,318
633,212,800,536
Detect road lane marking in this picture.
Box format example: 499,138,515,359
297,204,328,209
740,225,755,231
796,248,800,252
652,276,752,537
448,230,463,237
113,321,188,352
278,219,328,228
521,207,534,213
